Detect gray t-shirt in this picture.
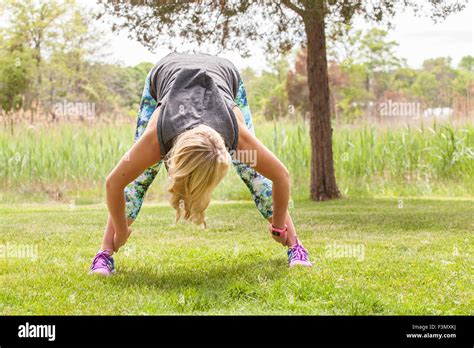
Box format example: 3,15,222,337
149,52,241,158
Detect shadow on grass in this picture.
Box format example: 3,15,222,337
114,257,287,292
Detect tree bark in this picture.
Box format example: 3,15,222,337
304,1,340,201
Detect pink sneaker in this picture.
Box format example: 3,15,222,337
89,250,115,275
287,237,312,267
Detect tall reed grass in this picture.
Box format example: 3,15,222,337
0,120,473,203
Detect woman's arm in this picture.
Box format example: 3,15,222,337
233,107,289,229
105,108,162,251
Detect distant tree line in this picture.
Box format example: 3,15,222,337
1,1,472,131
0,0,153,132
247,26,474,123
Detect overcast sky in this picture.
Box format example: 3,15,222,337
88,1,473,72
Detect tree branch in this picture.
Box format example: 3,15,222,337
281,0,304,17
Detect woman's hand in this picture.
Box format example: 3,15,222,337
268,223,288,246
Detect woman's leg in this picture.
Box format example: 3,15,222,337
125,70,163,222
233,80,298,247
99,70,162,253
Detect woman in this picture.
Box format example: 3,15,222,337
89,52,312,275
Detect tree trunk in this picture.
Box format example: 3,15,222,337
304,2,340,201
9,112,14,136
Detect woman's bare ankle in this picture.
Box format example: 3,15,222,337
100,246,114,256
286,234,297,248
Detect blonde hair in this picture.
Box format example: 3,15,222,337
166,124,230,227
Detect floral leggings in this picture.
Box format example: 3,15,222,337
124,70,273,221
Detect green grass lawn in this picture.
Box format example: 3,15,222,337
0,198,472,315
